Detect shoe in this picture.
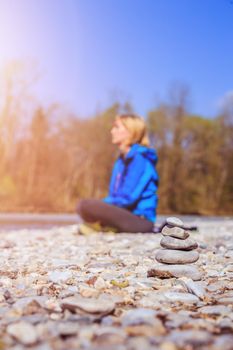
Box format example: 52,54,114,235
102,226,118,234
153,226,162,233
78,222,118,235
78,223,100,235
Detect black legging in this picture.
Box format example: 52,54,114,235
77,199,154,233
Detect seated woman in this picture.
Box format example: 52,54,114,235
77,113,159,233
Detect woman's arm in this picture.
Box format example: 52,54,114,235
104,154,156,208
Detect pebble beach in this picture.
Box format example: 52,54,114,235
0,217,233,350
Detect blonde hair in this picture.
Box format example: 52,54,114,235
117,114,150,147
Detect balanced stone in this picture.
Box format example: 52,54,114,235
155,249,199,264
160,236,198,251
147,265,202,281
162,225,189,239
166,217,184,227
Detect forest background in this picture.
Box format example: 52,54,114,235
0,62,232,216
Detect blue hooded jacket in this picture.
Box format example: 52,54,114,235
103,143,159,222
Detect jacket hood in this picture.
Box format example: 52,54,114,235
125,143,158,165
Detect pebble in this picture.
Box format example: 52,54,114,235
198,241,208,249
168,329,213,347
198,305,232,316
214,335,233,350
94,276,106,290
125,323,166,337
160,342,178,350
47,270,73,284
61,296,116,315
225,250,233,259
224,264,233,272
155,249,199,264
163,292,200,304
206,280,228,293
121,308,157,326
93,327,126,346
137,294,165,309
7,321,39,345
57,322,79,336
79,285,100,298
217,296,233,305
178,278,207,300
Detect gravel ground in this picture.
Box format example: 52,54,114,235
0,218,233,350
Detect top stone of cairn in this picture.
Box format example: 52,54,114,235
166,217,184,228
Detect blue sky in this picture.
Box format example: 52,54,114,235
0,0,232,118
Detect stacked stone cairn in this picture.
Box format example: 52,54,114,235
149,217,201,281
